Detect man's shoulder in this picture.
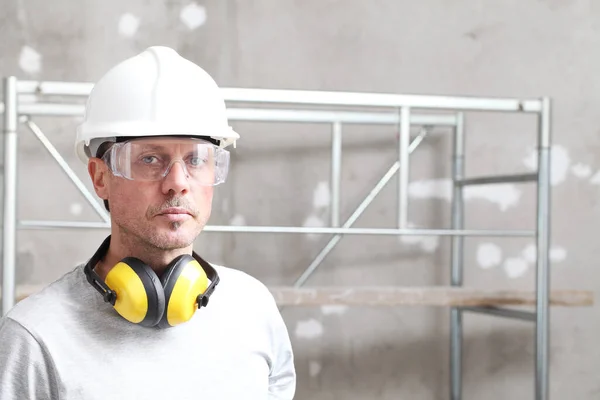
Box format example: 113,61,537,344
213,264,269,290
3,266,89,331
211,264,276,303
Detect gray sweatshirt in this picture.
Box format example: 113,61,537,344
0,263,296,399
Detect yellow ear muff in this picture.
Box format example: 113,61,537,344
158,256,209,328
105,258,166,327
84,235,218,329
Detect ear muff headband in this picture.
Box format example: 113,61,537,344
83,235,220,328
84,236,118,305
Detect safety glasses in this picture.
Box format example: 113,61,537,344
101,137,230,185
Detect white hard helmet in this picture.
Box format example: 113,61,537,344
75,46,239,164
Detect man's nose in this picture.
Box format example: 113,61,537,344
161,160,190,194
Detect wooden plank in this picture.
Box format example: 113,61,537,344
268,287,594,307
4,285,594,307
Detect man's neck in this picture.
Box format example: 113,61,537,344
93,231,193,280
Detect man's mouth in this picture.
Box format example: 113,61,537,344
159,207,191,215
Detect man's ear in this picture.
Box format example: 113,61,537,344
88,158,109,201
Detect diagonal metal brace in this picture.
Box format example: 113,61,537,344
23,118,111,223
292,127,430,288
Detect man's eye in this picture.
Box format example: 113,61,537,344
189,157,206,166
141,155,159,164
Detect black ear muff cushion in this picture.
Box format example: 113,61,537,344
122,258,166,327
159,258,183,300
157,255,208,329
157,256,188,329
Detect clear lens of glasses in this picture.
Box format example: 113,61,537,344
103,137,230,185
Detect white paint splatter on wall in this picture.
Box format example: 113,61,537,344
550,145,571,185
522,243,537,264
309,361,322,377
303,215,325,240
313,181,330,209
404,235,440,253
590,171,600,185
476,243,502,269
550,247,567,262
321,305,348,315
408,179,521,211
118,13,140,37
464,184,521,211
180,3,207,30
295,319,324,339
19,46,41,74
494,242,567,279
69,203,83,216
399,224,440,253
523,145,571,186
229,214,246,226
521,243,567,264
503,257,529,279
522,149,537,171
408,179,452,202
571,163,592,178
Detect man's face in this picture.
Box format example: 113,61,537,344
89,137,224,251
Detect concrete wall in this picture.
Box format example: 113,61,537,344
1,0,598,398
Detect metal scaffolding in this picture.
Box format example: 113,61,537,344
0,75,577,400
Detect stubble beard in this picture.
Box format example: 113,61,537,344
149,220,202,250
116,216,206,252
112,193,211,252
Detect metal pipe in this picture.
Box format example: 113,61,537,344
461,306,536,322
2,103,459,126
292,128,430,288
2,77,18,316
220,88,544,113
409,126,429,150
24,119,110,223
398,107,410,229
331,122,342,227
16,103,86,116
457,173,538,186
450,112,465,400
17,81,94,96
535,97,552,400
17,220,535,237
226,108,458,126
15,80,544,112
450,305,462,400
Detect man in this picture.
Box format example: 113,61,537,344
0,46,296,399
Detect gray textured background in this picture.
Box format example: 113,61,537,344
1,0,598,398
